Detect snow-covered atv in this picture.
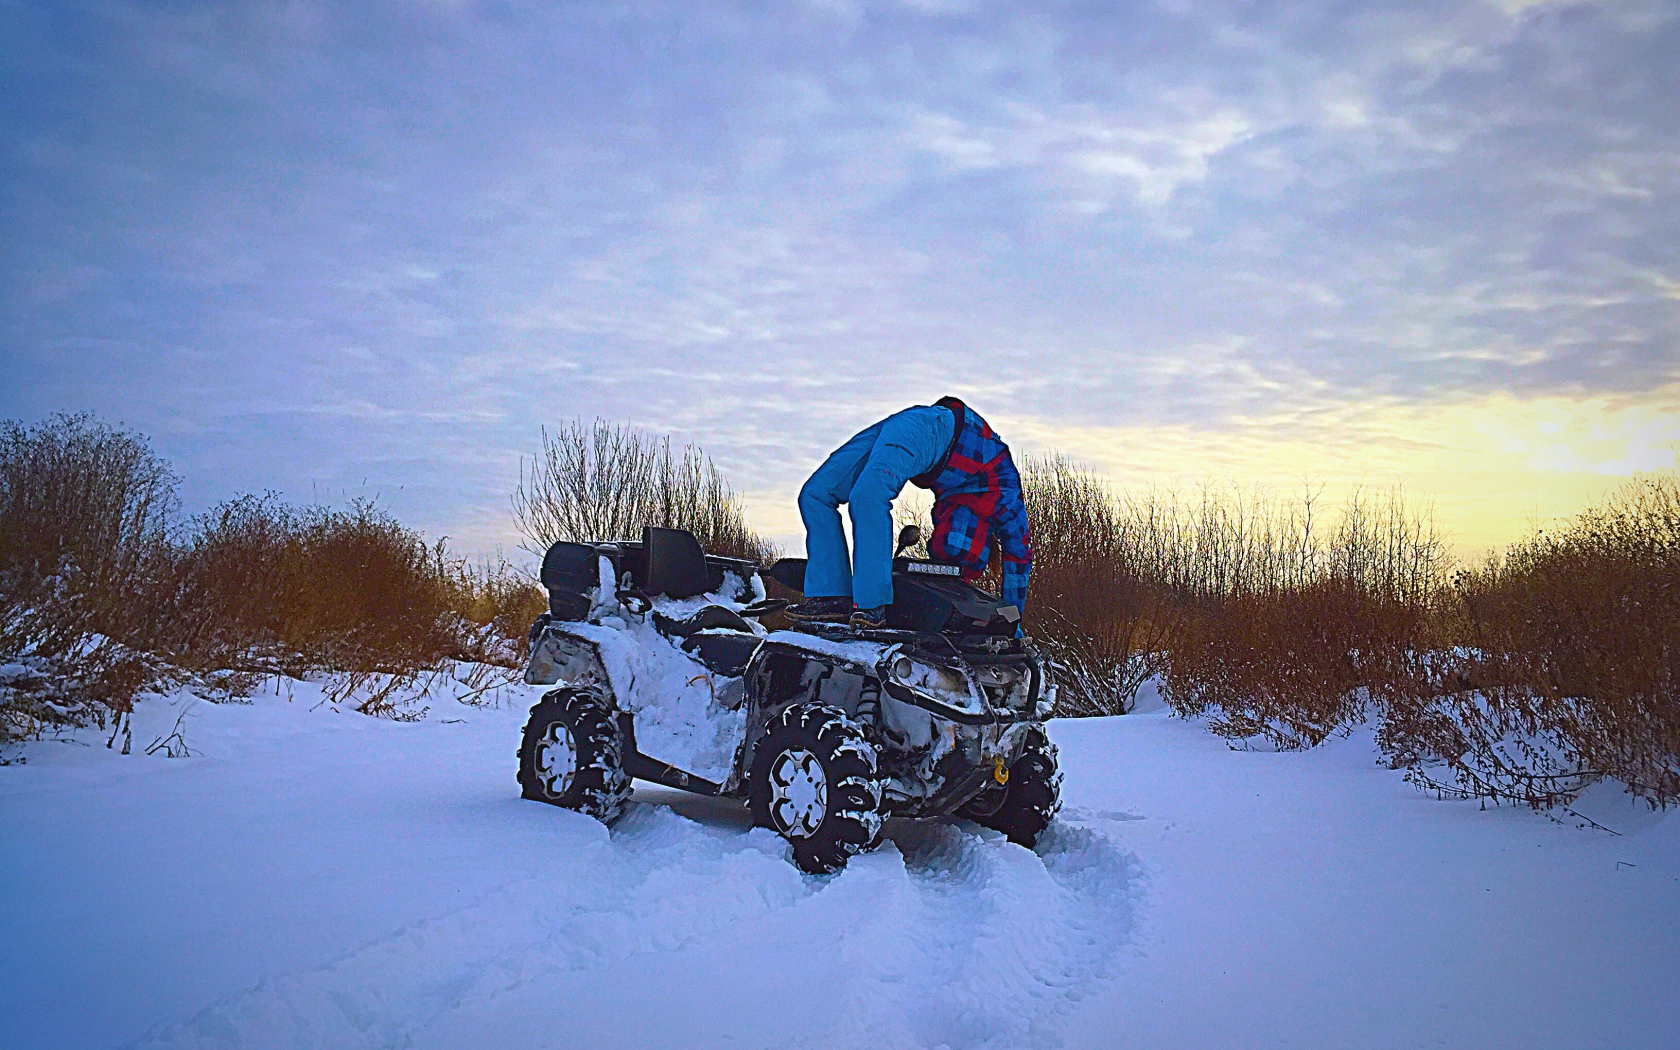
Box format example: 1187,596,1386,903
517,526,1061,873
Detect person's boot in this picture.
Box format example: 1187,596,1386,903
849,605,888,629
786,596,853,623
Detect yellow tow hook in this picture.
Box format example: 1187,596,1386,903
992,755,1011,786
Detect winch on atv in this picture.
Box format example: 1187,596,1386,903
517,525,1062,873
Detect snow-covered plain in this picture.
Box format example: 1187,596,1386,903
2,678,1675,1050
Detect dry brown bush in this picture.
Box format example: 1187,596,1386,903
2,416,545,738
161,495,540,674
513,419,776,563
1382,471,1680,808
448,555,549,662
1009,463,1446,726
1139,468,1677,810
0,414,176,586
0,415,179,739
1009,458,1676,810
1167,583,1437,749
1158,487,1448,748
1016,457,1177,715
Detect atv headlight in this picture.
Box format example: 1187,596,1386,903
879,645,992,723
889,654,967,697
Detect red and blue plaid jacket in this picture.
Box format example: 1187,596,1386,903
911,398,1031,610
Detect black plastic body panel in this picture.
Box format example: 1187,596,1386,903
889,560,1017,635
764,555,1016,635
680,633,760,678
539,542,600,620
539,535,762,619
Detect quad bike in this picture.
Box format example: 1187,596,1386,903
517,525,1061,873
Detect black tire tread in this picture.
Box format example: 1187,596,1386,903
749,702,885,873
517,688,631,824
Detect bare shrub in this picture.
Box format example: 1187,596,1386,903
1166,583,1435,749
1131,483,1322,600
161,496,459,673
446,555,549,665
512,419,776,562
1159,487,1449,748
2,414,548,738
1007,455,1673,811
1008,464,1447,729
162,495,545,675
1385,471,1680,808
0,413,177,592
1017,457,1177,715
0,415,179,738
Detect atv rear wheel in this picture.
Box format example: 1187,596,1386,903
960,729,1062,847
749,703,885,874
518,688,631,824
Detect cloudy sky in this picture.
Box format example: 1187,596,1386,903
3,0,1677,557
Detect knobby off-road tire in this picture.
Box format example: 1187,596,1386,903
518,688,631,824
960,728,1063,848
749,702,885,874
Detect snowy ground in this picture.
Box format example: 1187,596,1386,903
2,678,1675,1050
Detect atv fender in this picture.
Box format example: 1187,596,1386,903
525,627,612,694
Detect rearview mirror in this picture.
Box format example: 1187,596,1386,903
894,524,922,557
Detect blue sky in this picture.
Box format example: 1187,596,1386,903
3,0,1677,555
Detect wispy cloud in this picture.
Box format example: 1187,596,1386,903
2,0,1675,555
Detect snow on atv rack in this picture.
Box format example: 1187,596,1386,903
518,526,1061,873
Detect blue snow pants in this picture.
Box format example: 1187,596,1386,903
798,406,955,610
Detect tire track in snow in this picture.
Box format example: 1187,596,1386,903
789,819,1140,1050
130,806,1138,1050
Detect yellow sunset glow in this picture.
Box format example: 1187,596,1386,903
745,388,1680,560
1008,389,1680,557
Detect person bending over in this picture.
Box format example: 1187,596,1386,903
788,397,1031,629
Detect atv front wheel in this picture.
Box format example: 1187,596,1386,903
518,688,631,823
749,703,885,874
960,728,1062,847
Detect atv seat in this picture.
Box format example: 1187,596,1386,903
652,604,754,637
680,631,761,678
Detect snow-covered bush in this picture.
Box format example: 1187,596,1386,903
0,414,179,740
0,414,545,739
1382,472,1680,809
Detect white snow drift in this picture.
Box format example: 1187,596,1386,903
1,676,1675,1050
